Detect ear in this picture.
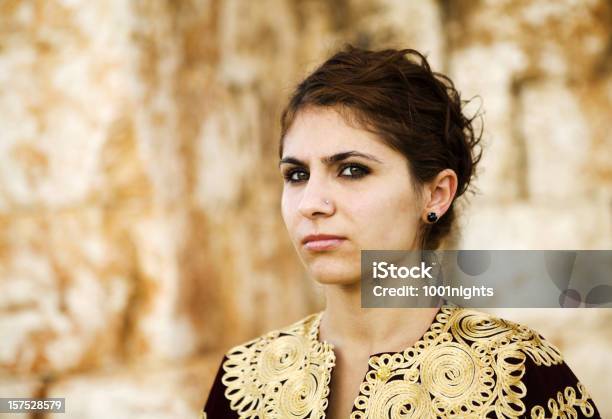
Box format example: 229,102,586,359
422,169,458,223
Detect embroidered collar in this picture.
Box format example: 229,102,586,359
221,304,565,418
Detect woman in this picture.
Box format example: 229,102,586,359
202,45,600,418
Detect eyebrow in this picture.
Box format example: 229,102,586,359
278,150,383,167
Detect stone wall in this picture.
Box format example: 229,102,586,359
0,0,610,417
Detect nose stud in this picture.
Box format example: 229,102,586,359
324,199,330,205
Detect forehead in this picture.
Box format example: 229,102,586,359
282,107,395,158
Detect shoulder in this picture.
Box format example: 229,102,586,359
223,311,325,361
216,311,334,416
434,305,600,418
439,304,564,366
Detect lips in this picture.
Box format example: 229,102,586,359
301,234,346,251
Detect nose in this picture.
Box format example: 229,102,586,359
297,175,335,219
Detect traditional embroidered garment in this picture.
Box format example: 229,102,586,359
202,304,601,418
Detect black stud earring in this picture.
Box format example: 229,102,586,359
427,212,438,223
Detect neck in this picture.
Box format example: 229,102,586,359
318,282,441,355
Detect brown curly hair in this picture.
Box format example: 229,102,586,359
279,45,482,249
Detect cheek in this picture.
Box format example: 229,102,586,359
353,189,412,219
280,192,290,224
350,185,420,239
281,190,298,234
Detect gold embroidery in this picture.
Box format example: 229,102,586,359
222,313,335,418
351,306,564,418
221,304,569,418
530,382,596,418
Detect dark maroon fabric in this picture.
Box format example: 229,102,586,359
203,356,239,419
521,356,601,418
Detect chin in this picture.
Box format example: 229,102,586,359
306,259,361,285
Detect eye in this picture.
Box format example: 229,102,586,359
283,168,309,183
339,163,370,179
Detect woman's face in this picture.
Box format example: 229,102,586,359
280,107,424,285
